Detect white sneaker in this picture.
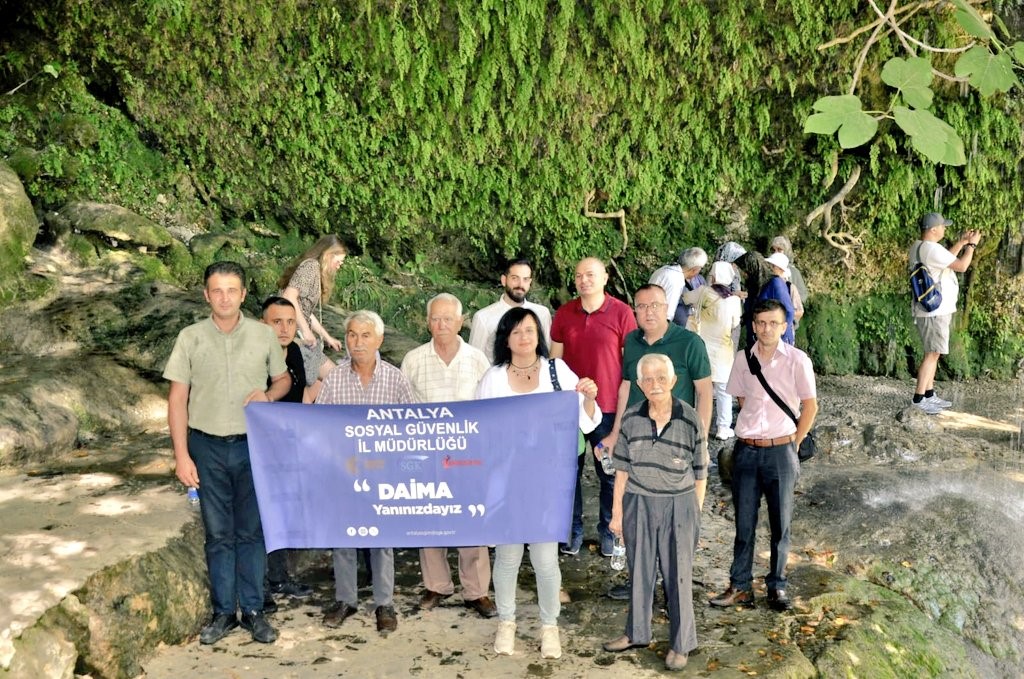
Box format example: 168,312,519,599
914,399,943,415
715,427,735,440
925,394,952,409
494,620,516,655
540,625,562,659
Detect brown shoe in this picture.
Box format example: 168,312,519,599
375,605,398,633
464,596,497,618
322,602,358,628
419,590,452,610
709,586,754,608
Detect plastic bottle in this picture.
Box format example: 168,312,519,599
597,442,615,476
187,487,200,508
610,536,626,571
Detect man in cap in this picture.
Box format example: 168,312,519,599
908,212,980,414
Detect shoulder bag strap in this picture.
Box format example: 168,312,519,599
744,348,799,426
548,359,561,391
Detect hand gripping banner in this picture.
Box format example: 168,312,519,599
245,391,579,550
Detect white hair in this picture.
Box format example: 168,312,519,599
637,353,674,378
345,310,385,337
427,293,463,319
678,247,708,270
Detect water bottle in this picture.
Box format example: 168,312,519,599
610,536,626,571
187,487,200,508
597,442,615,475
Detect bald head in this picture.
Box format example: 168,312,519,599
574,257,609,299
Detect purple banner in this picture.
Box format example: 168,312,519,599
244,391,579,550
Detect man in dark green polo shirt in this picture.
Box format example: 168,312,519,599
601,283,712,599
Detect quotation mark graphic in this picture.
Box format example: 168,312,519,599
352,479,371,492
467,504,486,517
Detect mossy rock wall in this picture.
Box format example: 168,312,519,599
1,1,1023,374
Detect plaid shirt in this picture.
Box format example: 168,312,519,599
315,357,416,406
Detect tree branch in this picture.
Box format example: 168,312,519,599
583,190,628,256
807,165,863,269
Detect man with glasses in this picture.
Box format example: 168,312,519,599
710,299,817,612
401,293,496,619
601,283,712,597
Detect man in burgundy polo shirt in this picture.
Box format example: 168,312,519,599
551,257,638,557
710,299,817,612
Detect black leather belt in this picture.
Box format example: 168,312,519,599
190,428,247,443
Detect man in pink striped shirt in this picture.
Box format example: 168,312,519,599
710,299,817,612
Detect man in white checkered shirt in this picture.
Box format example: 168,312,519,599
315,310,415,634
401,293,496,619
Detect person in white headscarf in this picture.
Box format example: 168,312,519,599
682,262,743,439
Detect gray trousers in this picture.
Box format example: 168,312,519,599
622,491,699,655
332,547,394,607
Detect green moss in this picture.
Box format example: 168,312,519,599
804,296,860,375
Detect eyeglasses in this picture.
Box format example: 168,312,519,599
429,316,457,325
635,302,665,312
639,375,671,386
753,320,786,329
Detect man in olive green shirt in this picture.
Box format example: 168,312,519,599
164,261,290,645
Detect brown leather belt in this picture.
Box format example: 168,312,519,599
738,435,795,448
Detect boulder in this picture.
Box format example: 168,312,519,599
0,160,39,281
49,202,172,249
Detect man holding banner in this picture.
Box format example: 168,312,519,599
315,310,416,634
401,294,496,618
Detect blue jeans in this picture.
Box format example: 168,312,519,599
728,440,799,591
189,430,267,614
571,412,616,544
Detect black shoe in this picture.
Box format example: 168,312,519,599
262,591,278,614
710,586,755,608
323,601,358,628
199,613,238,645
607,582,631,600
269,580,313,598
240,610,277,643
375,605,398,633
767,588,793,611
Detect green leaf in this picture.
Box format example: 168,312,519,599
950,0,994,40
893,106,966,165
1010,42,1024,66
880,57,934,109
804,95,877,148
42,63,60,78
954,46,1020,96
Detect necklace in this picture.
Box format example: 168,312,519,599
509,357,540,380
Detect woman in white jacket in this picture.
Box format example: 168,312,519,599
683,261,743,439
475,307,600,660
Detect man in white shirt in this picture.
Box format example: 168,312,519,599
908,212,981,414
401,294,496,618
468,258,552,363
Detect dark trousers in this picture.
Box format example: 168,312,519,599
623,492,699,655
728,440,799,591
571,412,616,543
189,430,267,614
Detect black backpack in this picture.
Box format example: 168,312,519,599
909,242,942,312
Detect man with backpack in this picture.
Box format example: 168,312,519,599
909,212,981,414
